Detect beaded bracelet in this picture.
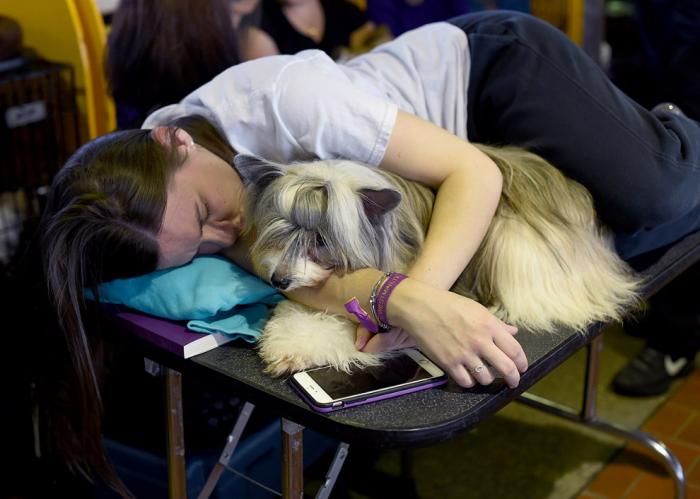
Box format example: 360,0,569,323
370,272,407,332
368,272,391,331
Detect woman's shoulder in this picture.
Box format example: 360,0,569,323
387,21,467,48
213,50,337,88
144,50,337,121
347,21,467,72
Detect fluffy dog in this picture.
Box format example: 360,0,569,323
234,145,642,376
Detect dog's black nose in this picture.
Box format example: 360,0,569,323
271,276,292,290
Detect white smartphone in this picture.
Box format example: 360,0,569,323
289,348,447,413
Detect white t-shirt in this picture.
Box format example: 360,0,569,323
143,22,470,166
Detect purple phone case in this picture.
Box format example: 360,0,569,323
290,375,448,413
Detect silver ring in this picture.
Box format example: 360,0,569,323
469,365,485,375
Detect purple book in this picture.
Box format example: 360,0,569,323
115,311,235,358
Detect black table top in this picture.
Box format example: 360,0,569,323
116,229,700,449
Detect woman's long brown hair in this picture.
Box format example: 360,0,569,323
39,116,235,496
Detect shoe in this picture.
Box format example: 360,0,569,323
652,102,687,118
612,346,695,397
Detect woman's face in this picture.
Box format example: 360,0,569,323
157,129,247,269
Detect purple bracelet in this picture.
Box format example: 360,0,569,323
373,272,407,330
344,297,379,333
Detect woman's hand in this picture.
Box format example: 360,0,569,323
355,325,416,352
383,280,528,389
291,269,528,389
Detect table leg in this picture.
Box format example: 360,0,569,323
197,401,256,499
281,419,304,499
517,336,688,499
164,367,187,499
315,442,349,499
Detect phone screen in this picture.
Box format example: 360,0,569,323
306,353,435,400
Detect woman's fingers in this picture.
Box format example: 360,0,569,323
493,332,529,373
458,330,528,389
355,325,373,350
479,341,522,388
361,328,416,353
353,282,529,390
421,312,526,389
357,319,526,389
463,354,496,386
450,364,476,388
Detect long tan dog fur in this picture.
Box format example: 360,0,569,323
234,145,642,376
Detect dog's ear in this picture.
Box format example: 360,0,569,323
233,155,283,192
359,188,402,222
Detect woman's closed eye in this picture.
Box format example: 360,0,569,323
199,201,210,234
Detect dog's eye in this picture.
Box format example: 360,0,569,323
306,246,320,261
307,234,330,263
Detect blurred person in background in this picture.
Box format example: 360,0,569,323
366,0,529,36
106,0,259,129
106,0,387,130
608,0,700,397
258,0,391,59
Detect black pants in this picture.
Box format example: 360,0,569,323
633,261,700,358
451,11,700,357
450,11,700,259
633,0,700,120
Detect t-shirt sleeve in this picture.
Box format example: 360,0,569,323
273,52,398,166
143,52,398,166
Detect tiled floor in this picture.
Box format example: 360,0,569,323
577,369,700,498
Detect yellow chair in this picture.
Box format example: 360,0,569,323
3,0,116,142
530,0,585,46
71,0,116,136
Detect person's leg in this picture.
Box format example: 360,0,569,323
662,0,700,120
450,11,700,259
602,1,700,396
646,263,700,357
612,262,700,396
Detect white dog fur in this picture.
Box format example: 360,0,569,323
234,145,642,376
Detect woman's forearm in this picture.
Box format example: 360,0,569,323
378,111,503,290
289,262,526,389
286,268,383,321
287,159,502,312
408,162,502,290
245,109,503,311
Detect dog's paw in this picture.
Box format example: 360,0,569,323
258,300,384,375
260,348,386,377
262,354,318,377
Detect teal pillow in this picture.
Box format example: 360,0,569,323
87,255,284,340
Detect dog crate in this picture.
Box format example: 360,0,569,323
0,57,80,262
